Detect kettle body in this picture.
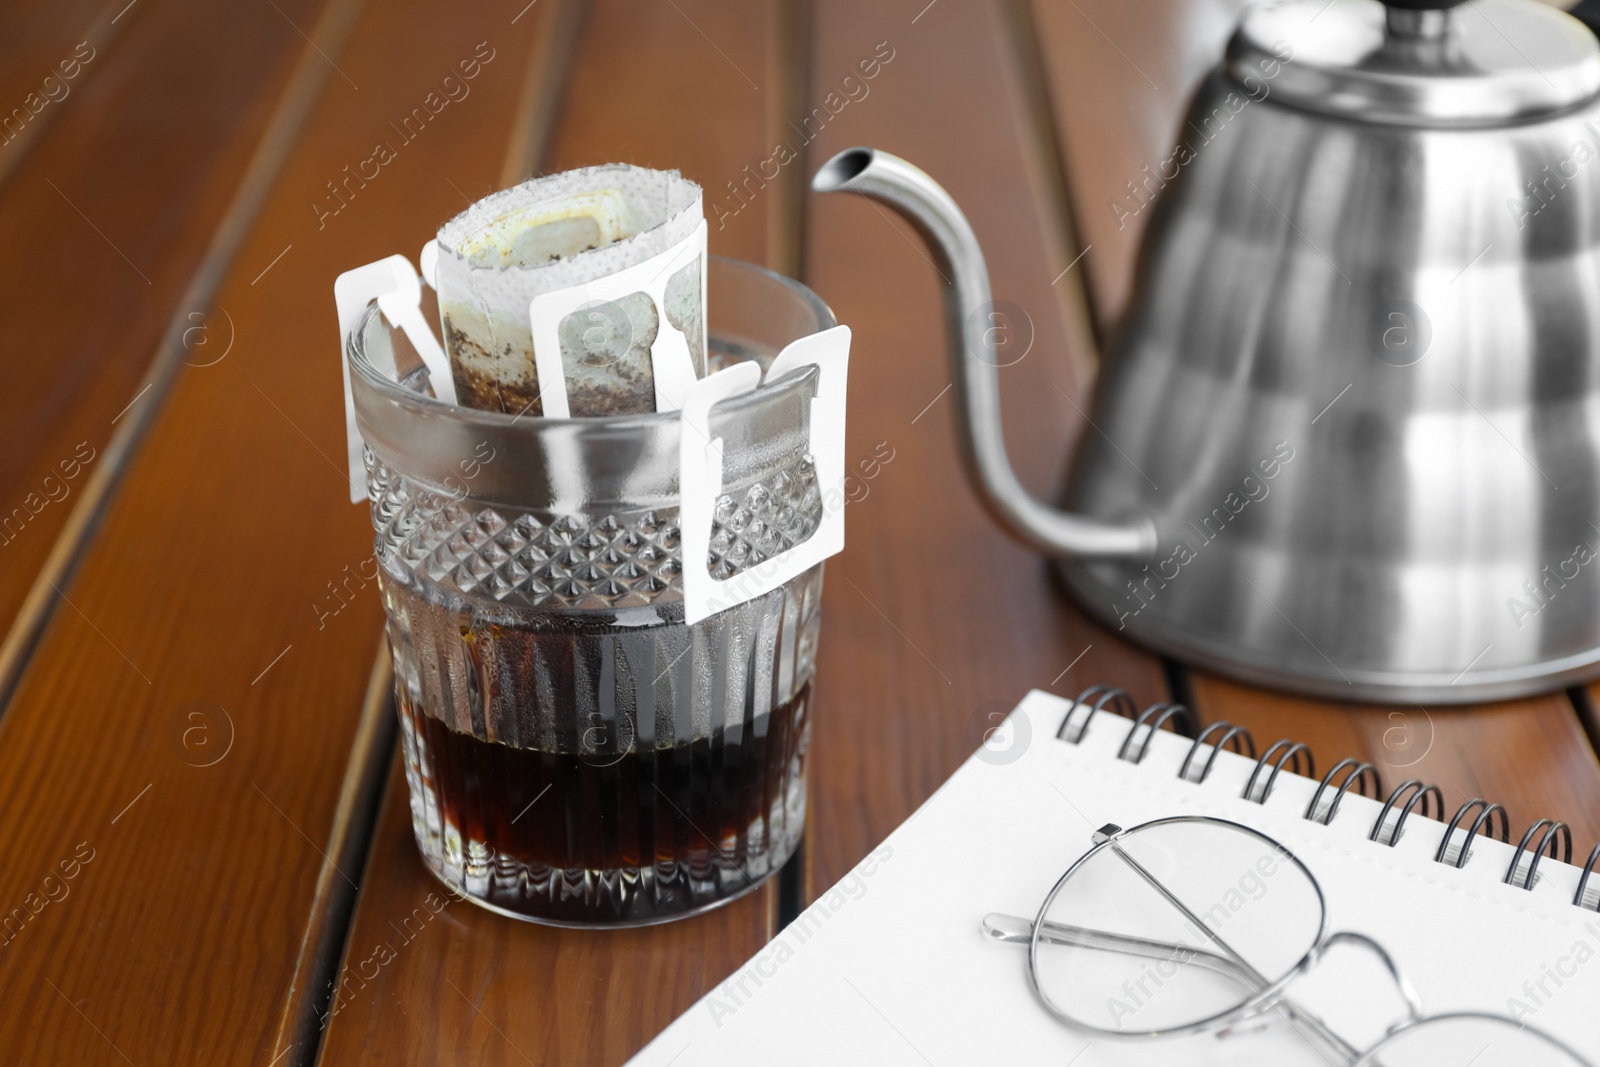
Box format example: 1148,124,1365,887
1059,62,1600,701
817,0,1600,702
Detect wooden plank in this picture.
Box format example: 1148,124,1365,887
497,0,587,187
272,642,396,1066
798,0,1172,897
1187,675,1600,853
315,2,793,1063
0,0,106,116
1024,0,1249,326
765,0,811,280
0,3,556,1064
529,0,776,260
0,0,345,697
0,0,141,189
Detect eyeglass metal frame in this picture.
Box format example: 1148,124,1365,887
985,815,1593,1066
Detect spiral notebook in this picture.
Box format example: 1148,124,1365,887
629,688,1600,1065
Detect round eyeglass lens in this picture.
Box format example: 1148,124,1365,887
1355,1013,1592,1067
1031,817,1324,1035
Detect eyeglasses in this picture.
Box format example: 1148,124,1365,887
983,816,1592,1066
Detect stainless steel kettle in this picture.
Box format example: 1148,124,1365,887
815,0,1600,703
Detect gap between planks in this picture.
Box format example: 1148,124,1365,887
279,3,591,1063
0,0,370,720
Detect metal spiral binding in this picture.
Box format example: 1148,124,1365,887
1058,682,1600,912
1434,798,1510,869
1575,844,1600,910
1117,703,1196,764
1242,739,1315,804
1177,722,1256,784
1304,759,1381,826
1504,819,1572,891
1058,685,1136,743
1369,780,1443,846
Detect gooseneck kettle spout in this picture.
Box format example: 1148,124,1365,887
812,147,1157,559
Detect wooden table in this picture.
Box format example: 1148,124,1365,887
2,1,1598,1063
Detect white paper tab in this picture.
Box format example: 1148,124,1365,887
678,325,851,625
333,254,457,503
528,219,706,419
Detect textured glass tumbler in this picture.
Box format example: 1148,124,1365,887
347,258,833,926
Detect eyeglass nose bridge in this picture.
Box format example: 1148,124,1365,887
1212,928,1424,1059
1304,929,1425,1031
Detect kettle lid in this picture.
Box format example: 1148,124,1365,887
1228,0,1600,127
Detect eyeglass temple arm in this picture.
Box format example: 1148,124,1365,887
982,912,1247,975
983,912,1357,1065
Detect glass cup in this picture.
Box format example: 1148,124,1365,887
346,257,832,926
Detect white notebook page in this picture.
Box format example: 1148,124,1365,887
630,690,1600,1065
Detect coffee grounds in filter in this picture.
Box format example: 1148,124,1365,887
434,165,704,417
